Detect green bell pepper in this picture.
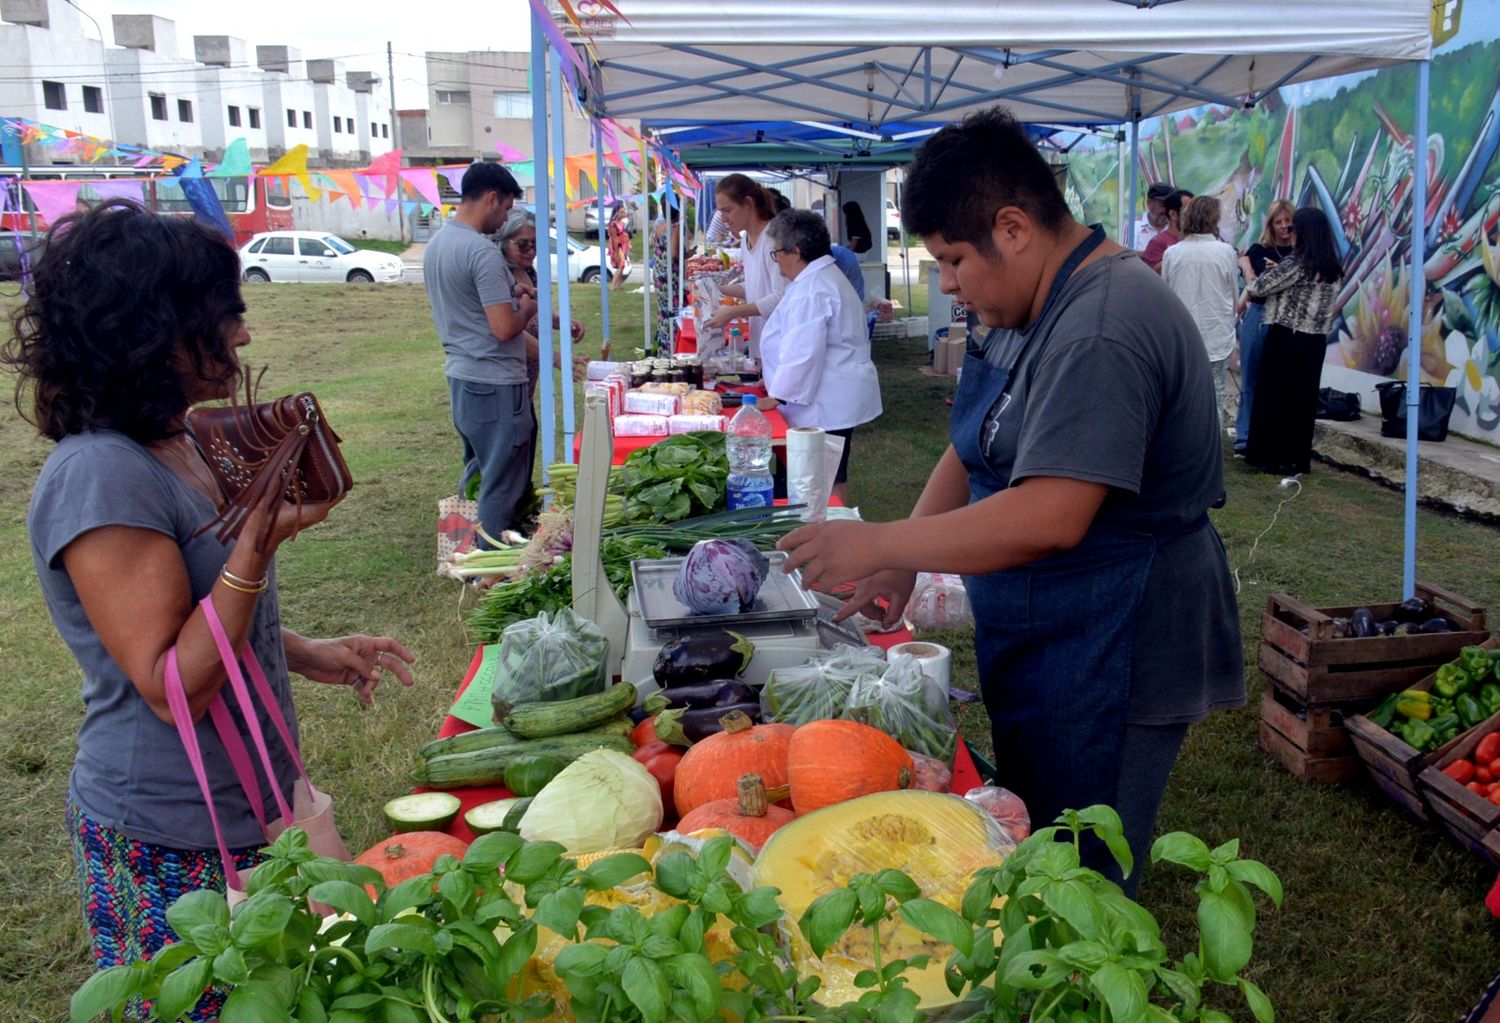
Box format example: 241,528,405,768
1434,663,1474,699
1399,717,1438,751
1481,682,1500,717
1368,693,1401,730
1433,696,1456,718
1430,713,1461,747
1459,646,1493,684
1456,693,1487,730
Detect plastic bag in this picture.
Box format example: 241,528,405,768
904,572,973,630
843,654,957,763
760,646,888,725
963,785,1030,846
907,750,953,792
491,608,608,721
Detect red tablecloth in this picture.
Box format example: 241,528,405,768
571,406,788,466
674,319,697,355
423,626,982,843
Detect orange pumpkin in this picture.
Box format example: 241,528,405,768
676,773,796,852
673,711,795,818
787,720,913,814
355,831,470,892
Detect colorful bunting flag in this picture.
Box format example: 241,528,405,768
261,144,322,201
210,138,252,177
399,167,442,207
21,180,83,225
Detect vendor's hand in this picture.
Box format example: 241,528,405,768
570,319,586,343
703,306,734,330
835,568,919,628
553,352,591,380
757,396,780,412
778,520,892,595
289,635,416,705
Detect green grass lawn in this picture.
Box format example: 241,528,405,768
2,281,1499,1021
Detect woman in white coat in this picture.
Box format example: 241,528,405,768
1161,195,1240,428
756,208,883,505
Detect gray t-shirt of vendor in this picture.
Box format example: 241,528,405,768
29,430,299,849
424,218,528,386
970,251,1245,724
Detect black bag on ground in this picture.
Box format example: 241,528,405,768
1315,388,1362,421
1374,380,1457,442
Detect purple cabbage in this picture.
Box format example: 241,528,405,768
672,538,769,615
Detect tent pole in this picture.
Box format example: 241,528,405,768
677,180,685,325
1402,59,1430,600
896,170,912,313
642,141,652,356
530,17,556,478
550,47,576,464
1126,115,1140,248
595,121,610,358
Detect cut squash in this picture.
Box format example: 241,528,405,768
751,790,1006,1012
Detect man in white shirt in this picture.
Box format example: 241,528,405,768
1132,182,1175,251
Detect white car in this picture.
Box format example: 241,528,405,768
238,231,404,284
515,230,629,285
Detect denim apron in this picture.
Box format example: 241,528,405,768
950,226,1208,830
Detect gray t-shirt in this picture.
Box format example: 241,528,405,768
30,431,298,849
423,219,527,385
972,251,1245,724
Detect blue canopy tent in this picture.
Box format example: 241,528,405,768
528,0,1435,593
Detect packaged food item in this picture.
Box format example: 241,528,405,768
490,608,609,718
668,414,726,435
624,391,681,416
844,654,958,763
640,381,693,397
962,785,1030,845
612,414,670,437
905,572,974,631
681,390,724,416
586,360,628,381
584,382,620,418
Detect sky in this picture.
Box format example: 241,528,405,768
73,0,533,109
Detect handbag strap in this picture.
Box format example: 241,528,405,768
207,697,269,830
163,648,244,891
200,595,298,822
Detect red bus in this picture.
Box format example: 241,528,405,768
1,167,293,245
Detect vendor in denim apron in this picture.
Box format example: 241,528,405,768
780,107,1244,893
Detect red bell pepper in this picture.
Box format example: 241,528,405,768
1444,760,1477,785
1475,732,1500,763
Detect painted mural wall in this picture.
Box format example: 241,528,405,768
1065,2,1500,441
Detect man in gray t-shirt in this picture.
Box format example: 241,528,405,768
424,163,537,538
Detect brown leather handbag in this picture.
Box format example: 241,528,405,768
187,391,354,550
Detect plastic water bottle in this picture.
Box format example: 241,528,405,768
726,395,774,509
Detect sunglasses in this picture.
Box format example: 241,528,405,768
515,239,537,250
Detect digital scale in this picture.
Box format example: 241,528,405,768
570,395,867,703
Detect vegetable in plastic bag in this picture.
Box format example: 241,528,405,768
517,748,664,854
760,646,888,725
672,538,768,615
842,653,958,763
963,785,1030,846
908,750,953,792
490,608,609,721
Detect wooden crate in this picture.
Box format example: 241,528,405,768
1257,683,1364,784
1417,714,1500,866
1345,636,1500,820
1259,582,1487,706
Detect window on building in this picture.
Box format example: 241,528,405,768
248,107,261,128
371,121,378,136
493,91,528,118
382,123,389,139
150,93,168,121
227,105,242,127
287,108,296,127
83,86,103,114
43,81,67,110
178,99,193,122
436,90,469,105
333,115,342,133
303,111,312,129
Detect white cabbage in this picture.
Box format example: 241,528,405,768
517,749,664,854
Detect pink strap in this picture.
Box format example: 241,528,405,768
164,648,242,891
200,595,296,823
242,644,310,779
208,698,268,830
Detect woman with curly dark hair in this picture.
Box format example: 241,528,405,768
4,200,415,1020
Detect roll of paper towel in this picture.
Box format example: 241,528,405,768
887,641,952,699
786,426,832,521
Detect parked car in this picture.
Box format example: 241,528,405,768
0,231,46,281
238,231,404,284
507,229,630,285
886,198,902,239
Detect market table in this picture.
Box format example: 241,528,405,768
570,405,788,466
421,625,982,843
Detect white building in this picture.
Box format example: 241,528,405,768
256,45,320,161
306,58,360,164
192,35,269,162
0,0,115,142
347,70,394,161
106,14,204,154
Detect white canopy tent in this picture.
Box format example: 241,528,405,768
529,0,1435,592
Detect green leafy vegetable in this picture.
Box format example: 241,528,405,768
624,432,729,523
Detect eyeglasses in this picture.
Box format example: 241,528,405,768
515,239,537,251
769,247,787,258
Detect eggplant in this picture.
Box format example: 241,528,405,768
1349,608,1377,638
655,702,763,745
1375,619,1400,637
1396,597,1432,623
1395,622,1421,636
644,679,757,715
1419,617,1454,634
652,630,755,687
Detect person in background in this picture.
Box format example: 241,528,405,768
6,201,415,1021
769,191,864,299
1142,188,1194,272
1162,195,1240,429
648,204,686,357
423,162,536,540
606,202,631,293
703,174,786,357
842,200,875,254
1243,207,1344,477
1132,181,1175,252
1233,199,1296,454
756,208,882,507
778,108,1243,896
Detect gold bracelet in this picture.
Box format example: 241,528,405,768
220,567,268,594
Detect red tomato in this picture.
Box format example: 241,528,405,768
636,745,683,819
633,739,673,763
630,716,659,748
1488,759,1500,777
1487,789,1500,807
1444,759,1477,785
1476,732,1500,764
1469,782,1489,795
1477,765,1493,784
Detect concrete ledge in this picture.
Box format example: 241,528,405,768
1312,415,1500,521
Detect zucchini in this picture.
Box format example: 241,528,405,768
410,733,635,788
504,755,566,797
418,717,631,761
383,792,462,834
465,797,530,836
502,683,638,739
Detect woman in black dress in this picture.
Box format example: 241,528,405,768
1243,207,1344,475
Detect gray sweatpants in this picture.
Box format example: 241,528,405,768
448,377,534,541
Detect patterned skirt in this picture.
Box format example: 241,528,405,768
67,799,263,1022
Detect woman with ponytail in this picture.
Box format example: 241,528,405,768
703,173,788,355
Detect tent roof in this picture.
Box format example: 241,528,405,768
571,0,1431,129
